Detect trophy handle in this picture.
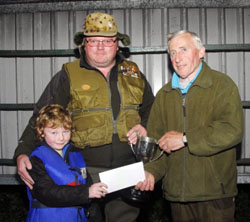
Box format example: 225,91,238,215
150,150,164,162
129,143,136,156
129,131,140,156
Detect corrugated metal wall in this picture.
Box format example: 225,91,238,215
0,7,249,181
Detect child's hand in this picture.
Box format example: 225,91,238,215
89,182,108,198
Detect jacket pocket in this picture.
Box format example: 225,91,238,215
71,113,112,147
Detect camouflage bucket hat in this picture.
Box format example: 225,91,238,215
83,12,118,36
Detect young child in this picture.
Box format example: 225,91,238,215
26,104,108,222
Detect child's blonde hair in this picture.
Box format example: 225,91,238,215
35,104,72,140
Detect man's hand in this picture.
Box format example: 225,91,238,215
158,131,185,154
135,171,155,191
17,154,34,189
127,124,147,145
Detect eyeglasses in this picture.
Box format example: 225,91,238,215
85,38,117,47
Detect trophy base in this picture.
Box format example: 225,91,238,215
121,187,151,203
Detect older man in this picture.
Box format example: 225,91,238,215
14,12,154,222
136,30,244,222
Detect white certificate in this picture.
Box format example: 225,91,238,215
99,161,145,193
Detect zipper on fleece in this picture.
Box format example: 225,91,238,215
181,94,187,201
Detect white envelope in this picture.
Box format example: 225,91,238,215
99,162,145,193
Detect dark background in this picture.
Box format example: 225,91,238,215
1,183,250,222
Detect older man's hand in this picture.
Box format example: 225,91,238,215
158,131,185,154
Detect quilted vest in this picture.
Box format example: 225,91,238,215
64,59,145,148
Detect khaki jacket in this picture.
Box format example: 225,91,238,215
145,62,244,202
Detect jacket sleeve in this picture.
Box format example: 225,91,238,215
144,91,168,182
13,70,71,159
139,73,155,128
188,76,244,156
29,156,90,207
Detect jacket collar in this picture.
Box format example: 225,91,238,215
38,141,71,159
164,61,213,93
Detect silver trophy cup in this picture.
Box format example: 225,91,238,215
123,136,163,203
130,136,163,163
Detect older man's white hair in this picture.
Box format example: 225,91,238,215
167,30,204,52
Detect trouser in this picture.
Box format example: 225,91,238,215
87,166,140,222
170,197,235,222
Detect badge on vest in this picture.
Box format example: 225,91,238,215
81,84,91,90
120,65,139,78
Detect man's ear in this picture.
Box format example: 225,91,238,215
199,46,206,59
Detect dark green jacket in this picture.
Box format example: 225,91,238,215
145,62,244,202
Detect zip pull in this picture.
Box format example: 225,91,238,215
182,95,186,117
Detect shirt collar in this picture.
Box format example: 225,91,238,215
172,62,203,94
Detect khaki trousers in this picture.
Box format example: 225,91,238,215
170,197,235,222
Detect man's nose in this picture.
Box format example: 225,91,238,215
97,41,105,49
174,52,181,62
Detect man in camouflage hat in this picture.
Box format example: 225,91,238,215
14,12,154,222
